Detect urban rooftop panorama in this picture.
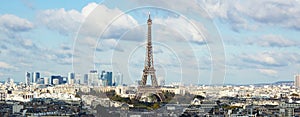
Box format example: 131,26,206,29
1,0,300,116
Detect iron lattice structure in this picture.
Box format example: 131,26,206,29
141,13,158,87
135,13,165,102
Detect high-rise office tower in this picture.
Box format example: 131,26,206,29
88,70,99,86
7,78,14,86
114,72,123,86
32,72,40,83
75,73,81,84
25,72,31,86
99,71,113,86
106,71,113,86
84,74,88,84
44,77,49,85
67,72,75,84
100,70,106,79
101,71,106,86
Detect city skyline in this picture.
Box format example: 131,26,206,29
1,0,300,85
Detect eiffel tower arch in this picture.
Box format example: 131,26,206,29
135,13,165,102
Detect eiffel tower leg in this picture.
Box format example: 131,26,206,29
141,72,147,86
151,74,158,87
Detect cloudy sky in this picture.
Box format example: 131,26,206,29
0,0,300,85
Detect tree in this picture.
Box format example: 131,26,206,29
152,103,160,109
291,93,299,97
106,90,116,98
194,95,205,100
163,91,175,102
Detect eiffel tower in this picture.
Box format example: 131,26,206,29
135,13,165,102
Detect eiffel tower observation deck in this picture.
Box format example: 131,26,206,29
135,13,165,102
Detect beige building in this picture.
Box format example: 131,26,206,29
295,75,300,88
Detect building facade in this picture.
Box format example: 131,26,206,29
32,72,40,83
67,72,75,84
295,75,300,88
25,72,31,86
88,70,99,86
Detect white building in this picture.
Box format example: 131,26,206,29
88,70,99,86
68,72,75,84
53,79,59,85
114,72,123,86
44,77,49,85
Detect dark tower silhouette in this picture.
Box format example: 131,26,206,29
135,13,165,102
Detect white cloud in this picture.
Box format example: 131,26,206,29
38,2,138,37
37,8,83,35
0,14,33,37
112,16,207,45
23,39,33,47
239,52,285,67
234,51,300,70
19,62,32,67
198,0,229,18
248,34,299,47
199,0,255,31
155,17,206,44
48,45,73,65
248,53,275,65
235,0,299,24
96,39,123,52
258,69,278,77
0,61,16,70
241,0,300,30
37,2,99,35
81,2,98,17
200,0,300,31
80,4,138,38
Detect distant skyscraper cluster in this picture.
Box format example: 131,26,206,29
25,71,74,86
83,70,123,86
25,72,42,85
24,70,123,86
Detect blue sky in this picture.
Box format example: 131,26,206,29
0,0,300,85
